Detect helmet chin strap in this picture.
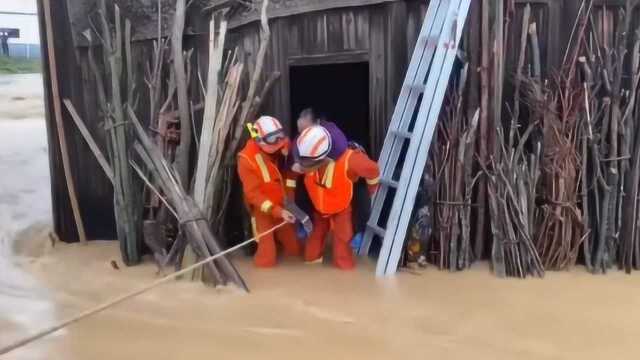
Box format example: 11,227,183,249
299,157,329,172
258,141,284,154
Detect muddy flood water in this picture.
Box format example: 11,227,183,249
2,74,640,360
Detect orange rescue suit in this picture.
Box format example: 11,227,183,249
237,139,301,267
303,149,380,269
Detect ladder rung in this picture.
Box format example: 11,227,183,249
367,223,386,237
408,83,426,92
380,177,398,188
391,129,412,139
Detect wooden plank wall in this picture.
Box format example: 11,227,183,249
40,0,640,242
232,2,411,155
38,0,117,242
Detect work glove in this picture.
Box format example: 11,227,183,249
351,232,364,252
296,223,309,242
284,200,313,234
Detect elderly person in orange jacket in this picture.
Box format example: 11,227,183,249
237,116,301,267
295,125,380,269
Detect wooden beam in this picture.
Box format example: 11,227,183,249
63,99,115,184
514,0,552,3
42,0,87,244
228,0,399,29
288,50,369,66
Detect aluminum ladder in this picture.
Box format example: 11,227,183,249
359,0,472,276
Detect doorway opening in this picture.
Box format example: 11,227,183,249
289,61,370,151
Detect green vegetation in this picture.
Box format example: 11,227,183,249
0,56,42,74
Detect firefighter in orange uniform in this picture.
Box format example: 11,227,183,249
237,116,302,267
296,126,380,270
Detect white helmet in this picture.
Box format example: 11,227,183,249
254,116,283,139
297,125,331,161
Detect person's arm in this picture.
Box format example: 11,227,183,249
284,140,302,200
347,151,380,196
284,170,300,200
237,156,285,219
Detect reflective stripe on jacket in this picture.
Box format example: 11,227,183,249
237,139,285,217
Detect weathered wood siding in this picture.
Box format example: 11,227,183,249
39,0,640,242
231,2,413,154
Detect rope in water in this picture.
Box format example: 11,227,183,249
0,221,288,356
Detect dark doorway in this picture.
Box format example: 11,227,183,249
289,62,370,151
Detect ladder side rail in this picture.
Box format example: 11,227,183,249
375,0,471,275
374,0,449,183
359,0,451,255
383,0,472,276
364,0,461,264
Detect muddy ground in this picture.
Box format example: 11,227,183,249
1,74,640,360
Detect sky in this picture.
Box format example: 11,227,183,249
0,1,38,13
0,0,39,44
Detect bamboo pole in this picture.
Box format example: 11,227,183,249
459,109,479,269
99,1,140,265
204,62,244,221
228,0,271,158
511,4,531,146
42,0,87,244
172,0,192,188
491,0,504,156
194,16,227,207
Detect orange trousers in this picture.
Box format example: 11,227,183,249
304,206,355,270
252,210,302,267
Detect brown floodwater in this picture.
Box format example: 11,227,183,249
2,234,640,360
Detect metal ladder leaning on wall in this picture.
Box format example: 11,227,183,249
359,0,472,276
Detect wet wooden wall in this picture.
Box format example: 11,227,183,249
38,0,639,242
229,1,416,155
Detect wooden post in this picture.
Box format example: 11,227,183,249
42,0,87,243
473,0,491,260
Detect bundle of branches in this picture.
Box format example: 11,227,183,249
525,73,586,270
524,3,587,270
129,107,248,289
581,2,640,273
480,4,543,278
485,117,544,278
83,0,142,265
430,64,480,271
